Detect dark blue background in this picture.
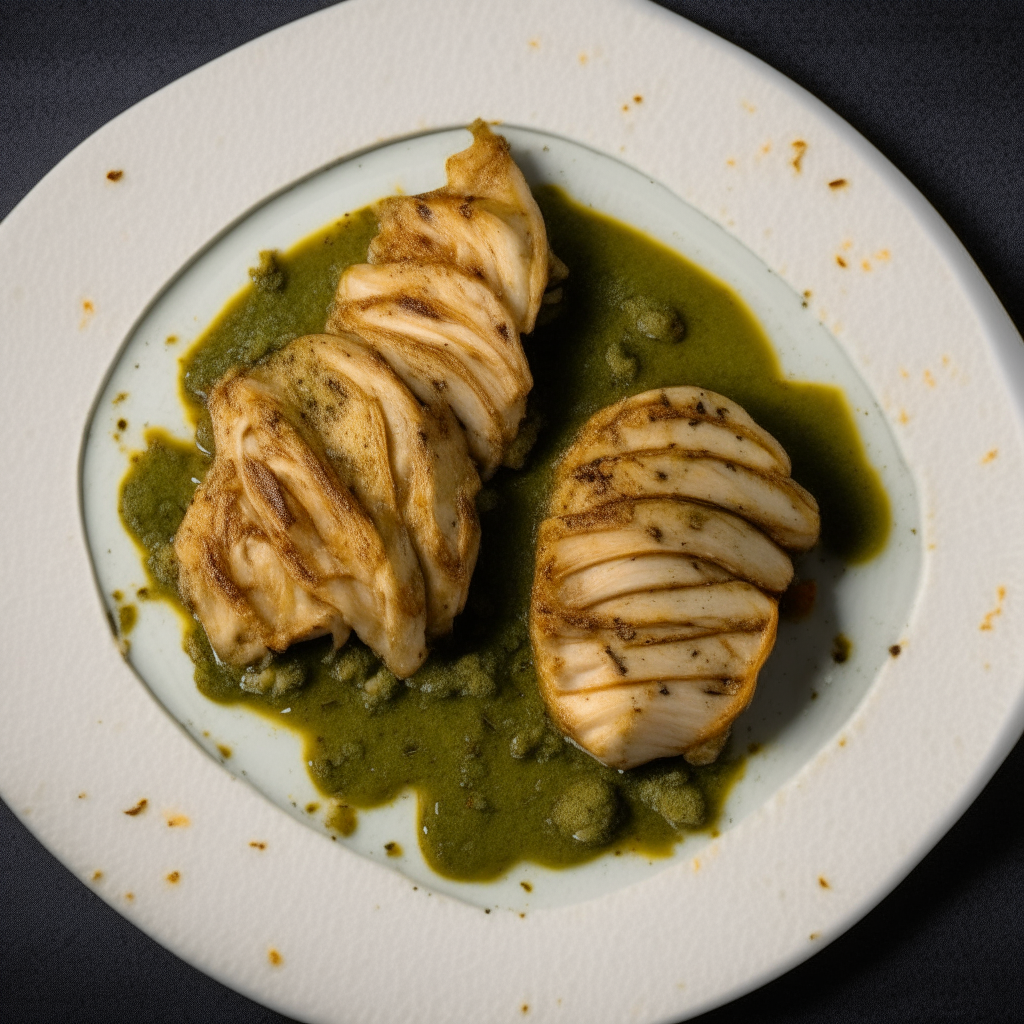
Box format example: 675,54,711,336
2,2,1022,1020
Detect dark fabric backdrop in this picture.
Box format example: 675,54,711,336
1,2,1022,1021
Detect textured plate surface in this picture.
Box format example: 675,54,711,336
81,123,921,910
2,0,1024,1021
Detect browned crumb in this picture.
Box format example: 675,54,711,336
106,169,124,181
123,798,147,817
831,634,852,663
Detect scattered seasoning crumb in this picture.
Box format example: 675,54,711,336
818,876,830,889
217,744,232,759
484,908,491,914
747,742,763,756
889,644,902,658
980,587,1007,631
112,391,128,404
326,804,357,836
78,792,87,800
249,841,267,850
117,604,136,637
92,870,103,881
124,798,147,817
166,871,181,884
305,802,320,814
384,841,403,857
923,369,936,387
836,255,848,268
791,139,808,172
165,335,178,345
268,948,283,966
106,169,123,181
981,449,998,464
811,690,818,700
633,94,643,103
522,1005,530,1014
124,892,134,902
809,931,820,941
116,418,127,431
831,634,852,663
166,813,190,828
520,881,533,892
838,737,847,748
828,178,848,190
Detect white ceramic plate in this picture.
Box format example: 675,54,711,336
2,0,1024,1020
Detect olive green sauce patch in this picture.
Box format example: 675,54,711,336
118,186,889,881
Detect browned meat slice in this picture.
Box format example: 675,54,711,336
177,122,557,682
254,333,480,637
369,119,558,333
175,364,427,678
328,261,532,477
531,387,819,769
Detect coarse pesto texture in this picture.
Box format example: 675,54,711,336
118,186,890,881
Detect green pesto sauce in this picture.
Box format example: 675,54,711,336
118,186,890,882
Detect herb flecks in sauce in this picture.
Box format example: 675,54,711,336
118,186,890,881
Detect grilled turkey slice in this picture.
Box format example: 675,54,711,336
531,387,819,769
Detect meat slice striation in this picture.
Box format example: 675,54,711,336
367,118,564,334
175,365,427,676
531,386,820,769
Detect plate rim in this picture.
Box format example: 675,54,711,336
2,0,1024,1021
